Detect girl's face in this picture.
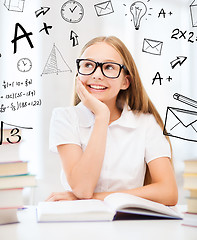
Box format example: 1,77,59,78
77,42,130,107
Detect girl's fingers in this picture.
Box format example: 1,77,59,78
77,80,89,101
45,192,79,202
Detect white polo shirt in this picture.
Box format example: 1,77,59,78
49,102,171,193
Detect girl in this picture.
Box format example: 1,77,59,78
47,36,178,205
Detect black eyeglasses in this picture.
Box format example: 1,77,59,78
76,59,127,79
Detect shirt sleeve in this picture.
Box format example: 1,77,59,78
145,114,171,164
49,107,81,153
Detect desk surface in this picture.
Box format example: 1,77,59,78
0,206,197,240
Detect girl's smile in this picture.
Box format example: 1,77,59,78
88,84,108,91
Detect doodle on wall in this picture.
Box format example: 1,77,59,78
173,93,197,109
171,28,197,44
158,8,173,18
152,72,172,85
0,79,41,113
70,30,79,47
11,23,34,54
39,22,53,35
4,0,25,12
17,58,32,72
60,0,84,23
123,1,152,30
35,7,50,18
130,1,147,30
170,56,187,69
190,0,197,27
94,1,114,17
0,121,33,145
163,94,197,142
41,44,72,76
142,38,163,55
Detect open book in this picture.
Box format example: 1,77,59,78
37,193,182,222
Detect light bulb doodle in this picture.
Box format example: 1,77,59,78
130,1,147,30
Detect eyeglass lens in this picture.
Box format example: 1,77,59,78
78,60,122,78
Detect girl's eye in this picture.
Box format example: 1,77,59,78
84,62,94,68
105,64,114,70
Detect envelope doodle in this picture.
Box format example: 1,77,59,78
94,1,114,17
142,38,163,55
190,0,197,27
163,94,197,142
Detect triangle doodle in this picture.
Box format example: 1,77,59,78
41,44,72,76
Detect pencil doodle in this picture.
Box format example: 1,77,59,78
94,1,114,17
61,1,84,23
142,38,163,55
70,30,79,47
190,0,197,27
4,0,25,12
173,93,197,109
41,44,72,76
163,94,197,142
35,7,50,18
39,22,53,35
170,56,187,69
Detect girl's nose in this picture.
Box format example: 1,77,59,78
92,66,103,79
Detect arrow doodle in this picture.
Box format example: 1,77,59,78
35,7,50,18
170,56,187,69
70,30,79,47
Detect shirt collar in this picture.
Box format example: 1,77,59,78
75,102,137,129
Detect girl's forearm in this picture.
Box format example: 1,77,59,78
93,181,178,206
70,115,109,199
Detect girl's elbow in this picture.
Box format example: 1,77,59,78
72,186,94,199
169,188,178,206
164,184,178,206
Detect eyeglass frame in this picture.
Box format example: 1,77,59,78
76,58,128,79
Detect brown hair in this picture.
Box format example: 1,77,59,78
74,36,173,184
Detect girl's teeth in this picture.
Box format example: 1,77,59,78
90,85,106,90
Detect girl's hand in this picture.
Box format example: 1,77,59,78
45,191,79,202
76,79,110,121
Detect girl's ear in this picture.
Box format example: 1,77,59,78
121,75,131,90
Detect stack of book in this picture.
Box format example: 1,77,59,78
182,159,197,227
0,128,36,225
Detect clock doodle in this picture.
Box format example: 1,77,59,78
61,0,84,23
17,58,32,72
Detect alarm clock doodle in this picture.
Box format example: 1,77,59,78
17,58,32,72
60,0,84,23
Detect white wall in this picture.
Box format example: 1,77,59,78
0,0,197,204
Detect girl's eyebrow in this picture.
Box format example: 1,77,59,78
83,57,121,63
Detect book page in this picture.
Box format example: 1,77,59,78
104,193,181,218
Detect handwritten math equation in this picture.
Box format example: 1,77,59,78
0,78,41,113
0,121,33,145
